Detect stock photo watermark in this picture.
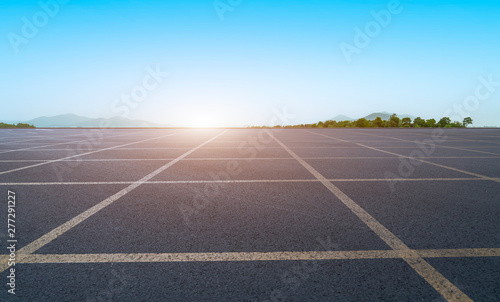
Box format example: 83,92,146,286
261,235,341,302
6,190,17,295
444,74,500,122
111,65,168,117
51,65,168,181
340,0,405,63
384,73,499,192
86,267,132,302
384,129,446,192
213,0,243,21
7,0,70,54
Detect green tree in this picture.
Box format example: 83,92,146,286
413,117,425,128
355,118,370,127
0,122,35,128
438,117,451,128
463,117,473,127
389,114,400,127
338,120,351,128
373,117,383,128
401,117,412,127
16,123,35,128
425,119,436,128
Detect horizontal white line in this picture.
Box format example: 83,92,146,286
4,248,498,264
3,146,499,151
0,156,498,163
0,178,487,186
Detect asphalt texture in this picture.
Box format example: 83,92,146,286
0,128,499,302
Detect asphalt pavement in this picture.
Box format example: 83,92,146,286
0,128,499,301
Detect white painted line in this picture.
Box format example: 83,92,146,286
0,177,487,186
7,248,499,265
417,248,500,258
1,156,497,164
0,130,228,274
266,130,472,302
2,147,194,151
5,145,497,151
13,250,398,264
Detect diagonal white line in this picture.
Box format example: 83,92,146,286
0,130,228,274
266,130,472,302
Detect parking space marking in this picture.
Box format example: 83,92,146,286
0,132,87,145
0,131,186,176
398,130,500,146
352,131,500,156
267,130,473,302
0,130,228,274
308,131,500,184
0,130,144,154
1,129,497,301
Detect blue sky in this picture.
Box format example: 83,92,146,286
1,0,499,126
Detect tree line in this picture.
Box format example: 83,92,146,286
0,122,36,128
253,114,473,128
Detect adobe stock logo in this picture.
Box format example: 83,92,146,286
340,0,405,63
7,0,70,54
110,65,168,118
444,74,500,122
213,0,243,21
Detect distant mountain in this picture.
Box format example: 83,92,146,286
26,114,167,128
328,112,417,122
362,112,415,121
330,114,354,121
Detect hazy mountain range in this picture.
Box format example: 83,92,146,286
23,114,168,128
7,112,417,128
331,112,416,122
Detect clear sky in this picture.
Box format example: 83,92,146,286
1,0,499,127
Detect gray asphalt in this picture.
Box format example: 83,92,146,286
0,128,499,301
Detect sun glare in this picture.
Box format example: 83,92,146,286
184,113,220,128
175,103,237,128
190,118,216,128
